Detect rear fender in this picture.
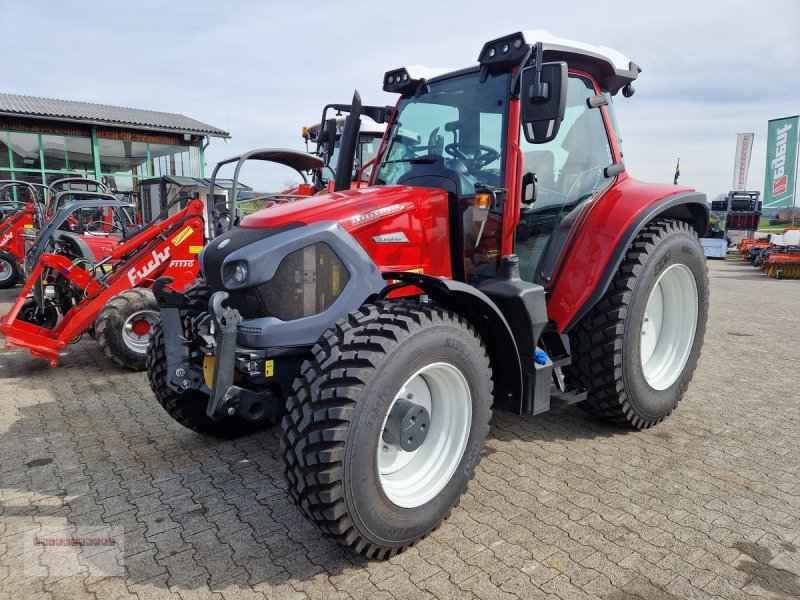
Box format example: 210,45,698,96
550,185,709,332
380,272,523,411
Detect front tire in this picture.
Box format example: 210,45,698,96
0,251,20,289
95,289,160,370
281,302,492,558
565,219,709,428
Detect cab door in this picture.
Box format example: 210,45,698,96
514,73,615,283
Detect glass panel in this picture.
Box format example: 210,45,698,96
41,135,68,170
515,74,614,283
374,71,510,285
6,132,41,170
101,175,136,193
174,147,191,177
149,143,183,177
0,133,11,169
98,138,149,175
188,146,200,177
376,71,508,190
66,136,94,172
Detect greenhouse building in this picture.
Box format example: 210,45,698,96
0,92,228,193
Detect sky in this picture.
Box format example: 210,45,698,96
2,0,798,202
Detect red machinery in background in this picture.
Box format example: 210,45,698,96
1,195,203,368
0,181,47,288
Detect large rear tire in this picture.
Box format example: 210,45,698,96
564,219,708,428
95,289,159,370
281,302,493,558
146,282,269,438
0,251,20,289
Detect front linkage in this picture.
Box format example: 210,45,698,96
152,279,284,423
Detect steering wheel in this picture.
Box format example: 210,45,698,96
445,143,500,170
86,220,124,234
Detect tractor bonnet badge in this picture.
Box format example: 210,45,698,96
372,232,409,243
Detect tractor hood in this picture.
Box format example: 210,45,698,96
226,184,453,280
239,185,447,236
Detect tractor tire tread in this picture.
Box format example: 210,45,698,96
280,301,492,559
563,219,706,429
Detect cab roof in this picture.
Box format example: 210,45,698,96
384,30,640,96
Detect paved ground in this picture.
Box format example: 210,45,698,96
0,258,798,600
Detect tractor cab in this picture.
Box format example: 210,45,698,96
138,175,255,239
370,30,639,286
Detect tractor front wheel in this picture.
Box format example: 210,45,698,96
565,219,709,428
281,302,493,558
0,252,20,289
95,289,160,370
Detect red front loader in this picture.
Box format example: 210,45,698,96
148,31,709,557
0,197,203,368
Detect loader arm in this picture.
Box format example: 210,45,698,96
0,200,205,367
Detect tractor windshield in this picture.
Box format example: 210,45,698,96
376,71,509,193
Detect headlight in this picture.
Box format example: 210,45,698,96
233,262,248,284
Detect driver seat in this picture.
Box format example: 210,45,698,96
53,232,97,263
396,156,465,198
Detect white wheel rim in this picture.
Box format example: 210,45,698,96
0,258,12,282
640,263,698,390
377,362,472,508
121,309,159,354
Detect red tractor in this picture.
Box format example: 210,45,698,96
148,31,709,558
0,181,48,288
0,177,121,288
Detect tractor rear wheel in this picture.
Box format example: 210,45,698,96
95,289,159,370
146,282,269,438
564,219,708,428
281,302,492,558
0,251,20,289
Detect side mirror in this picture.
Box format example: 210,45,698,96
520,61,567,144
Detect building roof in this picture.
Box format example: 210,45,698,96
0,92,229,138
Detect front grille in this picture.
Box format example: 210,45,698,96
226,289,266,320
255,243,350,321
204,228,350,323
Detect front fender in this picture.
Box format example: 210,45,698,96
381,272,523,411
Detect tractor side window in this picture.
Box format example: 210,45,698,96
515,74,613,283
